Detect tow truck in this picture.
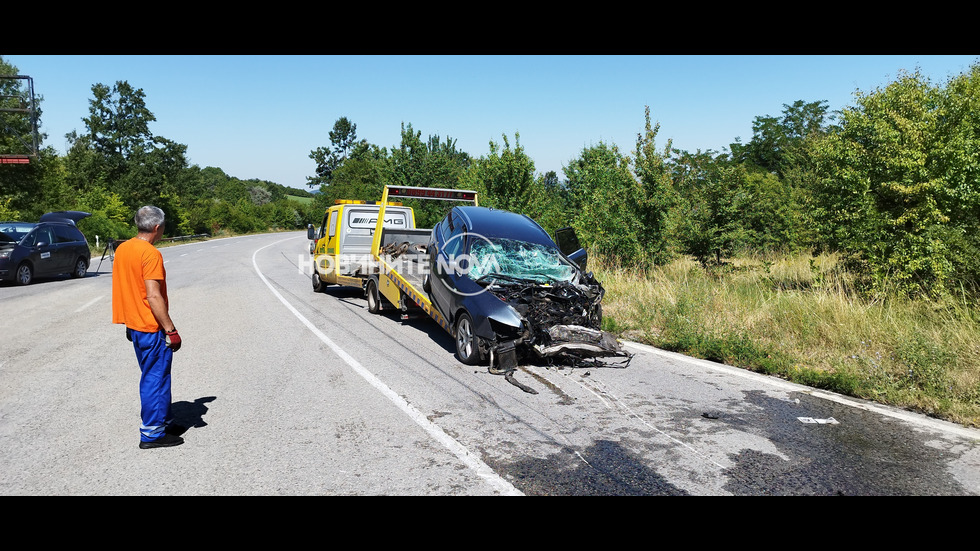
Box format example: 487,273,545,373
308,198,417,292
307,187,477,323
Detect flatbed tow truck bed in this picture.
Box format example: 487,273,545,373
369,186,479,333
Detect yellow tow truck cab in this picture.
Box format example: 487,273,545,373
308,200,415,289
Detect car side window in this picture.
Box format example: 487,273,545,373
36,227,55,246
54,225,82,243
436,216,449,242
442,215,466,259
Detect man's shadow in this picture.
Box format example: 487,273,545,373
170,396,216,434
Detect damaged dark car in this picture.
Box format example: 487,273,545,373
424,206,630,373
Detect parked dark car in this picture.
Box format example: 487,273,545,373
0,211,92,285
423,206,628,371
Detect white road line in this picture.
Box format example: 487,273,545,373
75,295,103,313
253,237,523,496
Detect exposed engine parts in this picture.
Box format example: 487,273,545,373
484,277,633,374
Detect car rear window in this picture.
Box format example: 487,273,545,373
54,225,85,243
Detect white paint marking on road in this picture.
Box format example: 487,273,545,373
75,295,104,313
253,237,523,496
798,417,840,425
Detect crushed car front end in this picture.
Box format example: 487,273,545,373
474,269,630,370
451,216,631,370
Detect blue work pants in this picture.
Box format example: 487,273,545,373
128,328,174,442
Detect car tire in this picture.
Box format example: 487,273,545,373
366,278,383,314
71,257,87,278
422,273,431,294
454,312,482,365
15,262,33,285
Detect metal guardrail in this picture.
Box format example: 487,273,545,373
160,233,211,243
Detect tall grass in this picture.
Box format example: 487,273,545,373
594,252,980,428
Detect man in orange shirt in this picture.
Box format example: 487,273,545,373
112,206,185,449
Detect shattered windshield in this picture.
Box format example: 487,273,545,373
468,237,575,284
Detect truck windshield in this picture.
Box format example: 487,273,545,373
468,237,575,283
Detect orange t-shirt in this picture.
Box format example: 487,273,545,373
112,238,168,332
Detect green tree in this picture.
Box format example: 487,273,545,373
632,107,680,265
390,123,471,227
308,116,362,189
320,141,390,205
732,99,833,178
74,185,134,243
812,65,980,296
564,142,650,265
66,80,189,228
673,153,746,265
523,170,574,236
463,132,535,214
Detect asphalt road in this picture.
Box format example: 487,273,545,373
2,231,978,496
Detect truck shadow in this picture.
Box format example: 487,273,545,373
402,314,456,355
321,285,367,306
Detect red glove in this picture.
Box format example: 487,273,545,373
165,328,182,352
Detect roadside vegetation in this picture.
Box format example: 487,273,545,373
3,55,979,428
596,252,980,428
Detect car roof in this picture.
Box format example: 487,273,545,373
452,206,555,246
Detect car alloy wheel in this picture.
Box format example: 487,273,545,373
16,263,33,285
454,312,481,365
72,258,87,278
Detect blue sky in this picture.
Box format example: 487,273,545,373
4,54,978,190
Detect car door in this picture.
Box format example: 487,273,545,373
429,211,466,320
53,224,83,272
26,226,60,276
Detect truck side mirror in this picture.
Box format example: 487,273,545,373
306,224,315,240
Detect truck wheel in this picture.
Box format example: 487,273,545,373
367,279,383,314
454,312,481,365
312,270,325,293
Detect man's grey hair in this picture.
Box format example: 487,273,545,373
135,206,165,233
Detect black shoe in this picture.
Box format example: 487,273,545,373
139,433,184,449
165,423,188,436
